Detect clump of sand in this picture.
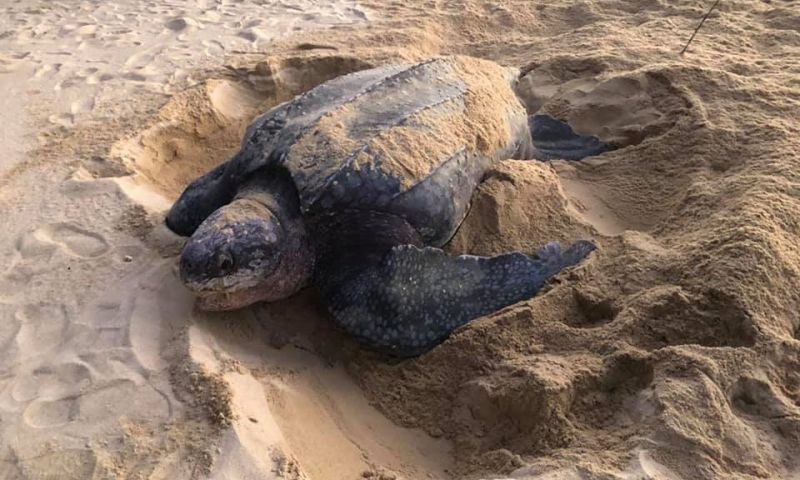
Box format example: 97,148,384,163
2,0,800,479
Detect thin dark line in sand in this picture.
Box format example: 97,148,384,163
680,0,721,55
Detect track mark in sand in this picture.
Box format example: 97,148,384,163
46,96,96,127
14,303,69,359
201,39,225,56
48,113,75,127
34,223,110,258
12,362,92,403
560,176,632,235
85,71,115,85
0,304,22,353
0,52,28,74
732,376,799,419
75,23,99,37
70,96,95,116
5,228,53,285
572,353,655,431
729,375,800,469
16,231,57,259
33,62,61,79
124,51,155,69
23,397,79,428
345,6,368,20
78,379,171,424
620,287,758,350
571,285,618,328
164,17,198,33
0,268,35,303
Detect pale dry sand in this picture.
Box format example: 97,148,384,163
1,0,800,479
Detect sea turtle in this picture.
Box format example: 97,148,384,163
166,55,606,356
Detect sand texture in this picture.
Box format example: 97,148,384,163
1,0,800,479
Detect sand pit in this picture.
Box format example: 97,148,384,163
2,0,800,479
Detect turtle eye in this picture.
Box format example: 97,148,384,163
217,252,236,275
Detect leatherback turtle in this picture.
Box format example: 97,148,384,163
166,56,606,356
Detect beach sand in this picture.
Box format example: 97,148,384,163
1,0,799,478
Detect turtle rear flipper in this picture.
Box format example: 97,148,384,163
529,114,614,161
317,240,596,357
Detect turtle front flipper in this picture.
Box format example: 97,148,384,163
529,114,615,161
166,160,238,236
317,240,596,357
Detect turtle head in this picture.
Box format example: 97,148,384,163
178,194,314,311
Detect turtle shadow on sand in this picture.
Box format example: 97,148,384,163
162,55,615,357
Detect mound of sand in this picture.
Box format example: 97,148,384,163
2,0,800,479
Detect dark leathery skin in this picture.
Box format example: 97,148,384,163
318,238,597,357
178,169,315,309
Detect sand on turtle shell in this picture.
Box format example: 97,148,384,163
285,55,524,196
2,0,800,479
358,56,524,186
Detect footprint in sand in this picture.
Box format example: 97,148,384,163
0,304,22,353
0,59,16,74
33,62,61,79
73,66,114,86
48,113,75,127
85,71,115,84
16,230,57,260
21,223,110,259
201,39,225,56
124,51,154,70
23,397,79,428
0,52,28,74
164,17,199,33
12,362,92,403
70,96,96,116
75,23,99,38
49,224,110,258
0,269,31,304
14,303,69,359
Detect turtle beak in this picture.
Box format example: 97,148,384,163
194,286,274,311
179,237,235,284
